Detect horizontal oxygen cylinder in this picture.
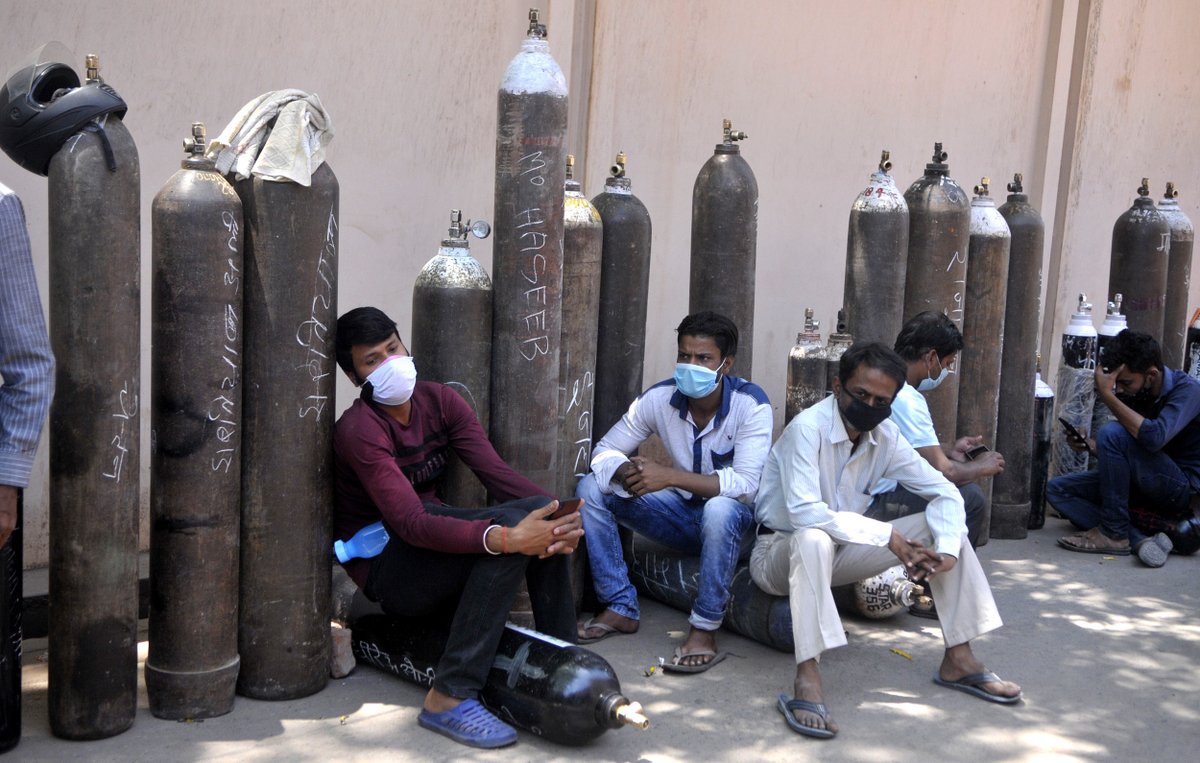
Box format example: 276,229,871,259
1050,294,1097,479
831,565,927,620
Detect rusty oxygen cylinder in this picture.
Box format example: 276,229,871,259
592,152,652,441
992,173,1045,538
785,308,826,425
823,310,853,398
956,178,1010,542
844,150,909,345
1188,310,1200,379
47,54,140,740
1090,295,1127,451
1051,294,1097,479
0,494,21,752
1109,179,1169,340
832,566,929,620
352,614,650,745
235,162,338,701
490,7,568,489
1159,182,1194,369
1029,355,1055,529
903,142,970,441
147,123,243,720
558,155,602,495
691,119,758,377
411,210,493,509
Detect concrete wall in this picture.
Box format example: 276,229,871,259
1,0,1197,567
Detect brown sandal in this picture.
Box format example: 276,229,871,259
1057,527,1131,555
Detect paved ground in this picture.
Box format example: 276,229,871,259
12,519,1200,762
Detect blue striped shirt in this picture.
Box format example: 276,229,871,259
0,182,54,487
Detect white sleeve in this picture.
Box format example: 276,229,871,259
589,394,654,496
716,400,773,499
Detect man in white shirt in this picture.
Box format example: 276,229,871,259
576,311,772,672
750,342,1020,739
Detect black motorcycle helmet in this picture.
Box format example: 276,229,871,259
0,51,127,176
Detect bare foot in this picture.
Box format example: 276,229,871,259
939,643,1021,699
577,608,638,640
791,659,839,735
675,626,718,668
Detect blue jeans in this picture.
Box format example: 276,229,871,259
576,473,753,630
1046,421,1192,546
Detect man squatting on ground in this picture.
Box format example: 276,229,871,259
751,342,1021,739
332,307,583,750
1050,329,1200,567
576,311,772,672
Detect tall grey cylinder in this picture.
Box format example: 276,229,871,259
1108,179,1169,340
844,150,909,346
1160,183,1194,369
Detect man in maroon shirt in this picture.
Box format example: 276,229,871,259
333,307,582,749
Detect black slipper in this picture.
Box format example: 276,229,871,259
933,671,1022,705
777,694,837,738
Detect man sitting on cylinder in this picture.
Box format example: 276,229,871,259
1050,329,1200,567
332,307,583,750
751,342,1021,739
576,311,772,672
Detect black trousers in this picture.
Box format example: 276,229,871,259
866,482,987,548
364,496,576,699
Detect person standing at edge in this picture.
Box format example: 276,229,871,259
751,342,1020,740
576,311,772,673
333,307,583,750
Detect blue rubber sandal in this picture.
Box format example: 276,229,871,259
417,698,518,749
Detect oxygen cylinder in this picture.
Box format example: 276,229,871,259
592,152,652,441
823,310,853,398
1051,294,1097,479
1187,310,1200,379
411,210,493,509
351,614,650,745
490,7,568,490
47,53,140,740
992,173,1045,538
785,308,826,425
1029,356,1055,529
558,155,602,496
1160,182,1194,369
1109,179,1169,340
236,161,338,701
0,493,21,751
691,119,758,377
844,150,909,345
1090,295,1127,454
902,142,970,441
956,179,1011,542
147,123,242,720
832,566,928,620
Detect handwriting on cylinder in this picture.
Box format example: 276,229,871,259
102,378,138,482
296,208,338,420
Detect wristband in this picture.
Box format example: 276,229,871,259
482,524,502,555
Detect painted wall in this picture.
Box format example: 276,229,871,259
1,0,1197,567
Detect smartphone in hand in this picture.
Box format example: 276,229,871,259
1058,417,1097,456
964,444,990,461
548,497,583,520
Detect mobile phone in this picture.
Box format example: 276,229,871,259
964,444,990,461
1058,417,1097,456
548,497,583,520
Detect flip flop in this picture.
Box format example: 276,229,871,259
662,646,729,674
1056,531,1131,556
417,697,518,748
577,617,635,644
933,671,1022,705
776,694,837,739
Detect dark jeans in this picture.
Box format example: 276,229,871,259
866,482,986,549
363,496,576,699
1046,421,1192,546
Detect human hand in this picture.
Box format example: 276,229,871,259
622,456,673,496
887,528,941,581
543,502,584,558
0,486,15,549
950,436,983,463
503,501,584,558
916,552,957,580
974,450,1006,476
1095,363,1123,399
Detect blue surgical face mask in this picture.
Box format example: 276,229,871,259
918,354,950,392
674,362,720,399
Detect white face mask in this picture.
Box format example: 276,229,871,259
365,355,417,406
918,353,950,392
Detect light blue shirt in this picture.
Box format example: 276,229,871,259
873,382,938,495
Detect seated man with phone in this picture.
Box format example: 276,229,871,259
1049,329,1200,567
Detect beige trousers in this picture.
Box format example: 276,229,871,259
749,512,1003,663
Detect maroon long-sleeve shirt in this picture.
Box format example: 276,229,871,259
333,381,547,587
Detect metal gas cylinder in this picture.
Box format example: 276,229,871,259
0,494,21,751
1090,294,1127,452
1029,356,1055,529
1159,182,1195,369
902,142,970,441
352,614,649,745
1109,179,1169,340
236,161,338,701
558,155,602,496
592,152,652,441
1187,310,1200,379
47,53,140,741
411,210,494,509
823,310,853,398
147,123,242,720
844,150,909,345
992,173,1045,538
957,178,1011,541
691,119,758,377
491,7,568,489
1051,294,1097,479
833,565,928,620
785,308,826,425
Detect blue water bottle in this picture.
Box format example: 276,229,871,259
334,521,390,563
